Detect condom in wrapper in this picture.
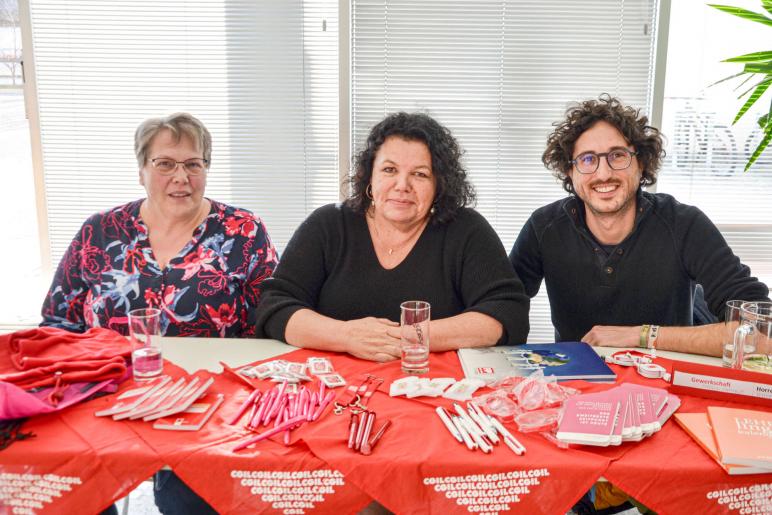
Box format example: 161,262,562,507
514,407,562,432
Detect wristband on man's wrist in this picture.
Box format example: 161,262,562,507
639,324,650,349
647,324,660,349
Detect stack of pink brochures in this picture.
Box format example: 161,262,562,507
556,383,680,446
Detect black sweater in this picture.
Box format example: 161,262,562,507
509,191,769,342
256,204,530,344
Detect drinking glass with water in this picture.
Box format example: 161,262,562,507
400,301,430,375
128,308,164,381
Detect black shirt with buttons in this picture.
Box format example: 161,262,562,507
509,191,770,341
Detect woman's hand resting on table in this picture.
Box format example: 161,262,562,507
582,325,641,348
342,317,402,362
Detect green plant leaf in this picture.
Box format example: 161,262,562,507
744,62,772,73
709,71,748,88
709,4,772,26
763,0,772,16
737,75,771,98
761,96,772,129
744,122,772,171
724,50,772,63
734,81,771,124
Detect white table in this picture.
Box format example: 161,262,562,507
159,336,296,374
160,337,723,375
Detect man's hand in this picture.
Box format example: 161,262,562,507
582,325,642,348
341,317,401,362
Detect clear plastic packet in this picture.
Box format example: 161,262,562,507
514,407,562,433
487,376,526,394
512,369,550,411
472,390,519,419
543,381,581,408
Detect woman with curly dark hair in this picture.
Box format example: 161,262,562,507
256,112,530,361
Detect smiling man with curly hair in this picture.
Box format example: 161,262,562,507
509,95,768,357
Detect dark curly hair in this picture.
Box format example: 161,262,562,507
345,112,475,224
542,94,665,194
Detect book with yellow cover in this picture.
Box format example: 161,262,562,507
707,406,772,470
675,412,772,475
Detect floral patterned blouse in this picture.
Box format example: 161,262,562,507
41,199,278,337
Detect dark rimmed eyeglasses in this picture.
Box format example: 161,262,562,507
571,148,637,174
149,157,209,176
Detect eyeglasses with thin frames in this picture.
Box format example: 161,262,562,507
571,148,637,174
149,157,209,176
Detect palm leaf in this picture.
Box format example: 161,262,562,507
708,71,747,88
761,96,772,129
737,75,772,98
733,81,771,124
724,50,772,62
744,122,772,171
744,62,772,73
709,4,772,26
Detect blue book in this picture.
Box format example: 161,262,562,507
458,342,616,383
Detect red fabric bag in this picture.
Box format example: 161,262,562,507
0,327,131,390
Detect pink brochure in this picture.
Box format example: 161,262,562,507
556,391,621,446
622,391,643,442
618,382,668,417
657,394,681,426
608,388,627,446
619,384,658,436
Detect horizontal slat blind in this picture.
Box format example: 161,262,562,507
352,0,658,342
29,0,339,261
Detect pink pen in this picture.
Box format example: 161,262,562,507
233,414,307,452
267,395,288,426
291,393,303,417
353,411,369,451
264,383,286,423
347,412,360,449
251,389,272,427
299,388,309,418
228,389,261,425
319,381,326,403
273,403,286,428
302,391,311,420
283,406,292,445
358,412,376,454
248,397,268,429
307,392,319,421
311,391,336,421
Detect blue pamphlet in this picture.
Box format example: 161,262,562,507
458,342,617,383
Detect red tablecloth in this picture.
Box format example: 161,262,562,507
3,348,771,515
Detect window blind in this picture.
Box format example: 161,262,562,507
351,0,659,342
28,0,339,265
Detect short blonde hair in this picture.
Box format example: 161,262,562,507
134,112,212,168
